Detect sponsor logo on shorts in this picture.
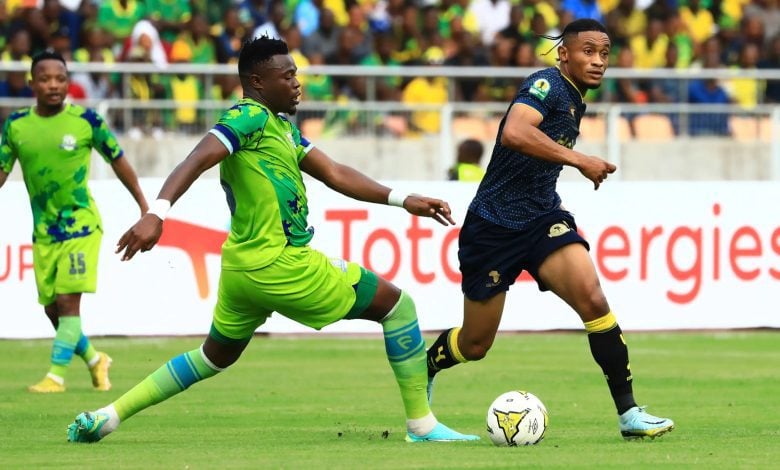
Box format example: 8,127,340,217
486,270,502,287
548,221,571,238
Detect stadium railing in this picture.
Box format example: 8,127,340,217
1,62,778,180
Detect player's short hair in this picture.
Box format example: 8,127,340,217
238,35,289,77
31,49,67,77
539,19,609,56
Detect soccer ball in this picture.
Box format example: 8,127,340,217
486,390,548,446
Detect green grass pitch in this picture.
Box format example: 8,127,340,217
1,331,778,469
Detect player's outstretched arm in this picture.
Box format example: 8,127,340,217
300,147,455,226
501,104,616,189
116,134,230,261
110,156,149,214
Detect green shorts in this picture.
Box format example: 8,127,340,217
212,245,379,342
33,230,102,306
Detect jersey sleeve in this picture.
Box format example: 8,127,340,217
209,104,270,154
84,108,124,163
290,121,314,163
513,73,559,118
0,117,17,173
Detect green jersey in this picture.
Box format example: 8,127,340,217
209,98,314,271
0,104,124,243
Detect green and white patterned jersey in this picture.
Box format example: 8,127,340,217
209,98,314,271
0,104,124,243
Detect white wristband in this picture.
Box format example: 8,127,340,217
387,189,410,208
147,199,171,221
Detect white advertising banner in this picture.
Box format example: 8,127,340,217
1,179,778,338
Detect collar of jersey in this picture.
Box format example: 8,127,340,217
555,66,584,102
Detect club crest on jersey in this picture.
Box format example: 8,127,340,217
529,78,550,100
60,134,77,151
548,221,572,238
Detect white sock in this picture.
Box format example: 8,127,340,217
407,412,437,436
86,354,100,368
46,372,64,385
96,404,121,437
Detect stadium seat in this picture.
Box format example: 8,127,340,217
383,115,409,136
301,118,325,139
579,116,606,141
452,116,488,140
758,117,773,142
729,116,759,141
632,114,675,141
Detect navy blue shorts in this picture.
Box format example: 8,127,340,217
458,209,589,300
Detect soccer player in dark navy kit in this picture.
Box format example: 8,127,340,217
426,19,674,440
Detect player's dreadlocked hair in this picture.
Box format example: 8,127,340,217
31,49,67,76
238,35,289,77
539,19,608,57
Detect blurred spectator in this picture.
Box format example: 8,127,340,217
649,42,684,103
402,47,448,134
303,8,341,59
391,4,423,64
2,26,32,63
0,71,33,99
19,7,50,54
302,52,336,101
160,44,202,132
295,0,321,37
74,27,115,64
448,138,485,181
421,5,445,52
171,13,216,64
42,0,82,49
125,20,168,68
664,11,694,67
722,15,765,66
237,0,268,29
743,0,780,41
125,44,165,135
282,25,310,87
147,0,192,43
191,0,235,26
725,42,761,109
522,0,558,34
48,27,73,60
561,0,604,23
688,39,731,136
344,2,373,60
607,47,648,104
629,17,668,68
254,0,286,40
359,32,401,101
679,0,715,47
514,40,541,67
444,31,488,101
438,0,479,41
97,0,146,51
213,7,248,64
530,12,559,67
71,46,114,100
468,0,511,46
759,32,780,103
476,36,516,102
605,0,646,47
497,5,525,45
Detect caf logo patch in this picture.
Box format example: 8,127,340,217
529,78,550,100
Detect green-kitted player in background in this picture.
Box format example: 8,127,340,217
0,51,148,393
67,36,479,444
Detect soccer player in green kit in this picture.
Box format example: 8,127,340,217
0,51,148,393
67,36,479,444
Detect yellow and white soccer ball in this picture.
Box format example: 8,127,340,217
486,390,548,446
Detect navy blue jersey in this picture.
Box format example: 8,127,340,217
469,67,586,229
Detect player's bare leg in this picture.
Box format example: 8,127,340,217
539,243,673,439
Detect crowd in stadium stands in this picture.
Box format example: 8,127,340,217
1,0,780,137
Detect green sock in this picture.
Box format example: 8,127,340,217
113,347,222,421
49,316,81,379
74,333,98,366
381,291,430,420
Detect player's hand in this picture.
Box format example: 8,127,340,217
116,214,164,261
402,195,456,226
577,156,616,190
